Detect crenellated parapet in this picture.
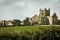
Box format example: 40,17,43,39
39,8,50,17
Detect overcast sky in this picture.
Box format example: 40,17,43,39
0,0,60,20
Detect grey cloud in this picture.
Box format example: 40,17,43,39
0,0,60,20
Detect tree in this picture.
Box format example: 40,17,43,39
13,19,21,26
24,17,30,26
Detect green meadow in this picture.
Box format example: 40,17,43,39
0,26,60,40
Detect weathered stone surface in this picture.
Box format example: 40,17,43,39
25,8,59,25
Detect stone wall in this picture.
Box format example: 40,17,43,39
58,20,60,25
47,16,52,25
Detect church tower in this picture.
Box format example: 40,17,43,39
52,13,58,25
39,8,50,17
39,8,50,25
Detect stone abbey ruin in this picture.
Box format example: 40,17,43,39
0,8,60,26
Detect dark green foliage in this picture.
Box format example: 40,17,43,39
23,17,30,26
0,26,60,40
13,19,21,26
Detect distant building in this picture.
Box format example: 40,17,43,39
23,8,59,25
0,8,60,26
7,20,13,26
0,20,13,27
58,19,60,25
20,21,24,26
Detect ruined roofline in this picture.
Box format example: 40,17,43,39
40,8,50,11
52,12,58,17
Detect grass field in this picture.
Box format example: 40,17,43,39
0,26,54,35
0,26,60,40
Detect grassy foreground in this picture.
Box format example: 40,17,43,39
0,26,60,40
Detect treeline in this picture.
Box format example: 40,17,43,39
0,18,31,27
0,26,60,40
0,17,38,27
